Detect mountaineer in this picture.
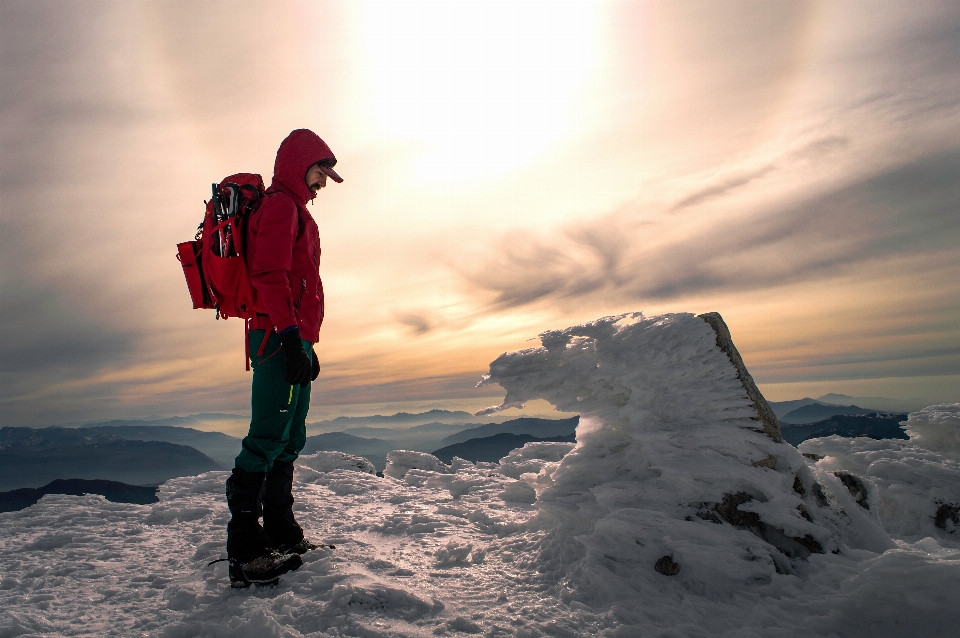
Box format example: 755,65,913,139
225,129,343,587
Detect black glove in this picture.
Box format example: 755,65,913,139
278,327,312,387
311,347,320,381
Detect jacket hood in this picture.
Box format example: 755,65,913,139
272,129,336,204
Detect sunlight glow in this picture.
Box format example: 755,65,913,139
362,1,601,183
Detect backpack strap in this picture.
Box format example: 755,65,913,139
209,216,236,235
244,318,277,371
257,328,272,357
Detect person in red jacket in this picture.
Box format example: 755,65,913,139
225,129,343,587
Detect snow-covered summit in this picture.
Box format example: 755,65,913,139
1,312,958,637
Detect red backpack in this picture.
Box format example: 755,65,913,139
177,173,265,366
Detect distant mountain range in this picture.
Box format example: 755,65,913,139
0,426,222,490
1,398,921,493
768,394,926,424
815,393,927,412
0,479,159,513
767,398,823,419
77,424,240,467
308,410,479,433
432,432,576,464
91,413,251,437
338,422,471,445
423,409,913,467
438,416,580,446
301,432,396,472
76,412,250,433
81,415,229,429
0,415,582,486
303,418,580,471
780,413,910,446
779,403,875,424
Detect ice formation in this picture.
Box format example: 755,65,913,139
1,311,958,637
900,403,960,461
480,313,895,601
497,441,575,480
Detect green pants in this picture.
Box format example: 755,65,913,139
234,329,312,473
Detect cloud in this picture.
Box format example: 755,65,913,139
311,371,496,407
4,0,960,426
0,281,136,423
672,166,777,210
789,136,850,161
752,346,960,383
466,147,960,309
394,311,437,335
671,136,849,211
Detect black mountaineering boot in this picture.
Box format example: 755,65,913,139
262,460,312,554
284,538,322,555
228,552,302,588
226,468,302,588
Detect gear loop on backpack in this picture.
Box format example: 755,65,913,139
177,173,267,370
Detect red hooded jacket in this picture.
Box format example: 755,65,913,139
246,129,335,343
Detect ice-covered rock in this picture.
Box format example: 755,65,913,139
480,311,896,605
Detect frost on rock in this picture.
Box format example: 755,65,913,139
480,312,896,605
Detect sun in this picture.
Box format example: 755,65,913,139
361,1,601,183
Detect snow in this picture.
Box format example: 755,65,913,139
899,403,960,461
298,451,377,476
2,311,959,637
497,442,574,480
800,434,960,547
383,451,453,480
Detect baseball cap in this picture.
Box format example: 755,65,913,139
315,159,343,183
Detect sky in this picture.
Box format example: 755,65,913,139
1,0,959,428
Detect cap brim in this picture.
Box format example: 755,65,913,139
318,165,343,183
